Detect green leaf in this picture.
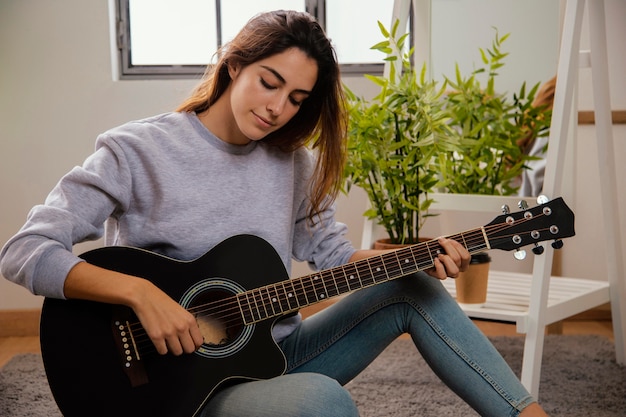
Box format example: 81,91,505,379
377,21,390,38
343,20,550,243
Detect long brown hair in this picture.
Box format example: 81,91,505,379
177,10,347,222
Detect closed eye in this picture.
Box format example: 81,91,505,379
260,77,276,90
260,77,304,106
289,97,303,106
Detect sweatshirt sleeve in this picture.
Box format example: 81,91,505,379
0,137,131,298
291,197,357,272
289,149,356,272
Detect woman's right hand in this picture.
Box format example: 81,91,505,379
130,280,205,355
64,261,204,356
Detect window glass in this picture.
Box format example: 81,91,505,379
129,0,217,66
120,0,388,78
220,0,306,47
325,0,395,64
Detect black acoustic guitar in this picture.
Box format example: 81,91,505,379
40,197,575,417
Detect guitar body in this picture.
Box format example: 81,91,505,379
40,235,290,417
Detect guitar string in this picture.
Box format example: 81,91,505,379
179,218,512,321
122,215,553,354
124,217,537,354
129,227,552,356
124,217,542,354
124,225,496,355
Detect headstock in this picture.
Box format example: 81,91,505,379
484,196,575,256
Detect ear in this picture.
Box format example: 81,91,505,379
227,62,241,80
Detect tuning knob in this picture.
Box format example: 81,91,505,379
518,200,529,210
537,195,550,205
532,244,545,255
514,249,527,260
501,204,510,214
552,240,564,249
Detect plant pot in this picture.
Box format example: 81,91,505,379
373,237,430,250
455,252,491,307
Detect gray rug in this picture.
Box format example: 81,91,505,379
0,335,624,416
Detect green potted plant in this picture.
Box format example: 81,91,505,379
343,21,460,245
438,30,552,196
434,31,553,303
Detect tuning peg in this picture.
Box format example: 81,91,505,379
501,204,510,214
518,200,529,210
514,249,527,260
532,244,545,255
552,240,564,250
537,195,550,205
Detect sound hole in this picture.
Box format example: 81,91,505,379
179,278,254,359
191,289,243,346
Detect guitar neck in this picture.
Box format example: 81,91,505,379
237,227,489,324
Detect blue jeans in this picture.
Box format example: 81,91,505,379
201,273,535,416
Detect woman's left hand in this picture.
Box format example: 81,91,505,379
425,237,471,280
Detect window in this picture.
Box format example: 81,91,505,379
115,0,396,79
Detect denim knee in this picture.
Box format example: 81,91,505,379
202,372,359,417
285,372,359,417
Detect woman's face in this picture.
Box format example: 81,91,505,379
227,47,318,144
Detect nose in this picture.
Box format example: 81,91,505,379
267,94,287,116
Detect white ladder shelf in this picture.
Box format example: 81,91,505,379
375,0,626,399
440,272,610,334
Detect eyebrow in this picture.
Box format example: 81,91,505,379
260,65,312,95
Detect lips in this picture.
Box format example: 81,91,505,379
252,112,275,129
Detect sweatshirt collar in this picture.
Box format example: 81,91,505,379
188,112,258,155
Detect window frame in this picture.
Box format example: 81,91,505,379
115,0,390,80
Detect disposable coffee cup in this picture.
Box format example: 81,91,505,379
455,252,491,307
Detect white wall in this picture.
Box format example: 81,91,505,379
1,0,624,310
0,0,199,308
429,0,561,96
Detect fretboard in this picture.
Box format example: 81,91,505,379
237,227,489,325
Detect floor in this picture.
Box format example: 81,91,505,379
0,308,614,369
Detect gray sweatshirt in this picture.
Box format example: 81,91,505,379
0,111,356,340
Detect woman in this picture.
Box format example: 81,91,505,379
1,10,548,417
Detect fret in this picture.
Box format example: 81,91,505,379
369,256,387,283
245,291,262,322
386,252,404,279
387,252,407,279
283,280,301,310
324,270,341,298
311,273,327,301
276,282,293,312
419,241,432,270
341,263,363,292
251,288,268,321
359,260,376,287
466,230,489,253
333,265,352,294
285,279,306,309
458,232,468,251
319,270,337,298
408,245,420,271
263,286,277,317
303,274,318,304
294,277,311,307
288,278,308,307
396,248,418,275
379,255,391,282
388,251,404,277
237,293,255,325
419,241,440,270
266,285,284,315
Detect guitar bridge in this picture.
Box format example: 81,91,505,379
111,307,149,387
